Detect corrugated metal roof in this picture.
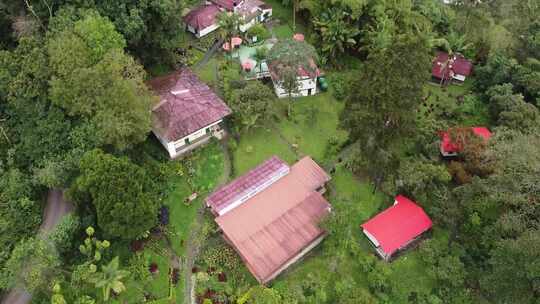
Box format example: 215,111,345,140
361,195,433,256
184,4,221,30
215,156,331,283
147,70,231,141
206,156,290,215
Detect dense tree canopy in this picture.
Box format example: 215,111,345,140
341,33,431,183
69,149,159,240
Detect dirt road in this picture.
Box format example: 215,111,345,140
1,189,73,304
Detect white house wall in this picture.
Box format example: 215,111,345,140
240,17,257,32
188,23,220,38
273,77,317,98
198,23,220,38
155,119,223,158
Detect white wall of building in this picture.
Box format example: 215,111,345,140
273,77,317,98
154,119,224,158
187,23,221,38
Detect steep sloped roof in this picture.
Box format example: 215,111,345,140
432,52,473,79
361,195,433,256
213,156,331,283
147,70,231,141
184,5,221,31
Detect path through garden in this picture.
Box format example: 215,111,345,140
184,140,232,304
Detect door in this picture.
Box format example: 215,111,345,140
307,88,312,96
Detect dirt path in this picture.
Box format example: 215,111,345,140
184,140,232,304
1,189,73,304
194,38,224,70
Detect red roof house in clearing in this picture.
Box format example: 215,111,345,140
207,156,331,283
432,52,473,82
439,127,492,156
147,69,232,143
184,5,221,34
361,195,433,261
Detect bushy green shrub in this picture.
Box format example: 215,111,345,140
201,243,240,270
329,72,355,101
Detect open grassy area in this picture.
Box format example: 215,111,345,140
423,80,490,126
232,126,297,176
276,93,348,164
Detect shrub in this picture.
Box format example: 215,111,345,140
149,262,158,274
329,72,355,101
447,161,472,185
158,206,169,225
201,243,241,270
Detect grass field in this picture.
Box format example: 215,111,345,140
276,93,348,164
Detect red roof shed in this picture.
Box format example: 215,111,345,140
440,127,492,156
361,195,432,260
432,52,473,81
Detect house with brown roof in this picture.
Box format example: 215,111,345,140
205,156,331,283
432,52,473,84
147,69,232,158
184,0,272,38
184,4,222,38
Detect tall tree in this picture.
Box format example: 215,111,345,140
69,149,159,240
230,81,275,131
217,12,242,57
312,6,360,65
267,38,318,116
47,11,154,151
341,33,431,187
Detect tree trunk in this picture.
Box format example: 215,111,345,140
292,0,296,31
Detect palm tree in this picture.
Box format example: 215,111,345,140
217,12,242,58
92,257,129,302
253,47,268,76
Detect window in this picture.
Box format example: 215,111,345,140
184,138,190,145
205,127,210,134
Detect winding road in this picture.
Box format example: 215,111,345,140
1,189,73,304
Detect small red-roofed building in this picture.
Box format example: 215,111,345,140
439,127,492,157
184,4,222,38
184,0,272,38
432,52,473,84
361,195,433,261
147,69,232,158
206,156,331,283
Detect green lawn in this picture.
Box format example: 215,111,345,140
276,93,348,164
195,57,218,85
264,0,307,34
232,126,298,176
272,24,294,39
423,80,490,126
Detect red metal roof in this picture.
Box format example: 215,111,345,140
214,156,331,283
184,4,221,31
361,195,433,256
440,127,492,154
147,70,232,141
210,0,238,10
432,52,473,80
206,156,290,215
